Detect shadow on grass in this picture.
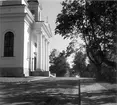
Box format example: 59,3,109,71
81,90,117,105
0,78,116,105
0,80,79,105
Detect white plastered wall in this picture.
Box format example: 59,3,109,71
0,20,24,68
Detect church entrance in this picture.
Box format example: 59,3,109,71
34,56,37,71
32,53,37,71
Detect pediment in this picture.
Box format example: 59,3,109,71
33,21,53,38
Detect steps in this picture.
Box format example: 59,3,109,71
30,71,50,77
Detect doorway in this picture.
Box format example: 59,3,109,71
34,56,37,71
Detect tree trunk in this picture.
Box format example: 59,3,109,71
95,64,103,81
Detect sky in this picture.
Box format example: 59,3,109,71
39,0,86,66
40,0,70,52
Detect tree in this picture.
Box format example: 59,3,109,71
86,60,97,78
49,50,70,77
55,0,117,80
49,49,60,65
72,51,87,77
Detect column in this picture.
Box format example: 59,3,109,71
42,35,44,70
47,41,49,71
45,40,47,71
29,32,32,73
42,35,45,71
37,35,39,69
45,39,47,71
44,38,46,71
37,33,42,71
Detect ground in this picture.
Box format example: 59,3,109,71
0,77,117,105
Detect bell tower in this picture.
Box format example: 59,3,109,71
27,0,42,21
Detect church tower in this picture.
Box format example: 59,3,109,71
27,0,42,21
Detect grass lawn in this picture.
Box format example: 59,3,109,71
0,77,116,105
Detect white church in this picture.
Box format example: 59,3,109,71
0,0,53,77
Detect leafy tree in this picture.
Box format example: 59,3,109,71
65,38,85,57
49,50,70,77
49,49,60,65
72,51,87,77
55,0,117,80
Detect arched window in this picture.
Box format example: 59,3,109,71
4,32,14,57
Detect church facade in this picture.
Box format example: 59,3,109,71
0,0,52,77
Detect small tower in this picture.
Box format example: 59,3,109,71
27,0,42,21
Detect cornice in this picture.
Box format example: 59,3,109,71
0,0,28,6
0,4,25,14
0,13,26,18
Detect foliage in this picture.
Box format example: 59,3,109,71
49,49,60,65
65,39,85,57
86,60,97,78
55,0,117,81
49,50,70,77
72,51,87,77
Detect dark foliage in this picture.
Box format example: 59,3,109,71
72,51,87,77
49,50,70,77
55,0,117,81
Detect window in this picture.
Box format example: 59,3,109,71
31,10,35,15
31,10,35,17
34,42,37,48
4,32,14,57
